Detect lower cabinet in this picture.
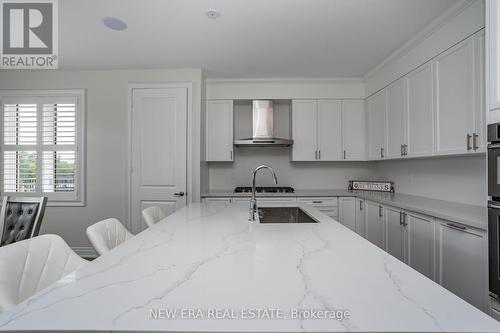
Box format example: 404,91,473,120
202,197,233,204
437,219,487,311
297,197,338,220
385,206,406,262
355,198,366,237
338,197,356,231
364,201,385,249
406,211,436,281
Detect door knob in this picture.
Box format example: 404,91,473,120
174,192,185,197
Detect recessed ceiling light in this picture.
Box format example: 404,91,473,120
206,9,220,19
102,17,128,31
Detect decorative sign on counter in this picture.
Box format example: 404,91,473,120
348,180,394,193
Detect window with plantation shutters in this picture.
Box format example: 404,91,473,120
0,90,85,206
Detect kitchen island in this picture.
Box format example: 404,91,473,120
0,202,499,332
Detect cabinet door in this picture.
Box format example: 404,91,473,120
474,29,486,152
406,63,434,157
437,220,487,311
385,206,405,262
342,101,366,160
365,201,385,249
355,198,366,237
338,197,356,231
386,79,406,159
206,100,234,161
367,90,386,160
406,212,436,281
318,100,342,161
292,100,318,161
434,37,475,155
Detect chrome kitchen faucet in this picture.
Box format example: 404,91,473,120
249,165,278,221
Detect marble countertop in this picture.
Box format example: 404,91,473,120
1,203,499,332
202,190,488,230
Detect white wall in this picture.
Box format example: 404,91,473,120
370,155,486,206
0,69,202,255
208,148,373,190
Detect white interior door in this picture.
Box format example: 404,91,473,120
130,87,187,233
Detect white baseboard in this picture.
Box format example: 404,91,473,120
72,246,97,259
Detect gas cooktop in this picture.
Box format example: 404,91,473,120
234,186,295,193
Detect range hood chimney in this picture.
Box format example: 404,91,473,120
234,100,293,147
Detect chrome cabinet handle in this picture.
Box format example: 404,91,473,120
378,205,383,217
404,144,407,156
402,212,407,227
399,211,403,225
174,192,185,197
359,200,363,210
473,133,478,150
380,147,384,158
230,150,233,160
318,150,321,160
315,150,318,160
343,150,346,160
401,144,404,156
446,222,466,231
312,201,323,204
466,133,472,150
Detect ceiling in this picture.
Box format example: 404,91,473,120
60,0,459,78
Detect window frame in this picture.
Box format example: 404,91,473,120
0,89,86,206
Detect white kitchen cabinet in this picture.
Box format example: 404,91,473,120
338,197,356,231
367,90,386,160
206,100,234,162
355,198,366,237
433,37,476,155
406,211,436,281
365,201,385,249
437,219,487,311
488,0,500,112
385,206,405,262
406,62,434,157
202,197,233,204
318,100,342,161
386,79,407,159
233,197,297,205
342,101,366,160
473,29,486,152
297,197,338,220
291,100,318,161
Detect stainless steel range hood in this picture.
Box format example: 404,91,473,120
234,100,293,147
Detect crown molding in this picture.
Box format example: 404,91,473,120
205,77,364,84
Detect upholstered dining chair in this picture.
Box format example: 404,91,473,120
86,218,133,256
0,234,87,313
0,196,48,247
142,206,166,227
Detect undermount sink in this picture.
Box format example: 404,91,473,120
257,207,319,223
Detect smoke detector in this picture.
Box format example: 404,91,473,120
206,9,220,19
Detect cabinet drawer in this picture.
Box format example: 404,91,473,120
319,209,338,219
297,197,338,206
203,197,232,204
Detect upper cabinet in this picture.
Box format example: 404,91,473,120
318,100,343,161
342,101,366,160
291,100,365,161
406,63,434,157
433,37,476,155
205,100,234,162
385,78,406,159
367,90,386,160
367,30,484,161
